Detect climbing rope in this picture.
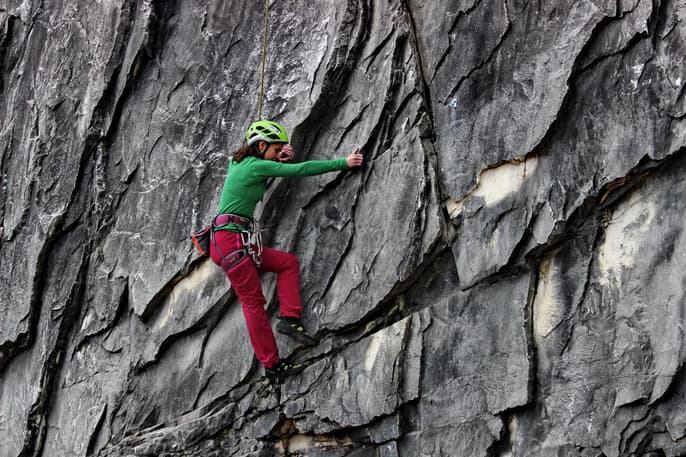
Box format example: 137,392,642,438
257,0,270,119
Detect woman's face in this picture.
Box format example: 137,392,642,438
261,142,286,161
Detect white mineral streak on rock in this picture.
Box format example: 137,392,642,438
533,255,563,339
445,197,463,219
364,329,384,372
598,194,654,287
156,260,215,328
471,157,539,206
445,157,538,218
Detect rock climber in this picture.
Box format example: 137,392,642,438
210,120,364,380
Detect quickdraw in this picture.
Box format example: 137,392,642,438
240,221,263,267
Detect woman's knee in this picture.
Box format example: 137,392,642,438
284,253,300,271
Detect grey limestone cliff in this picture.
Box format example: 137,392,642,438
1,0,686,456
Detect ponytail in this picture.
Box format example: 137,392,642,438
232,144,262,163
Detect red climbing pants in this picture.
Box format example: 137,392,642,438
210,230,302,369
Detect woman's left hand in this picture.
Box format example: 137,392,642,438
278,144,294,162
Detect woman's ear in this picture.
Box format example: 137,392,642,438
257,140,267,155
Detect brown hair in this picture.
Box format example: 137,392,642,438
232,144,262,163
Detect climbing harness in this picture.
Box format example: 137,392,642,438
213,213,253,230
257,0,270,119
212,213,263,270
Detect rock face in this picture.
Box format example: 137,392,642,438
1,0,685,456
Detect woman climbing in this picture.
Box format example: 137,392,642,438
210,120,364,381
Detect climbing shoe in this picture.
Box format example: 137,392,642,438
276,317,317,347
265,359,307,382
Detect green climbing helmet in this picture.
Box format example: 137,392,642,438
245,120,289,146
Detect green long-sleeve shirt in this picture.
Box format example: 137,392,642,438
216,155,348,231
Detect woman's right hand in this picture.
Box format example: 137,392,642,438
346,148,363,168
278,144,294,162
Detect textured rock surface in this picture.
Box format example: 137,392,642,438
1,0,685,456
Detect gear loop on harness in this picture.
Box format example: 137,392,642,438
210,214,261,272
240,220,263,267
210,212,263,270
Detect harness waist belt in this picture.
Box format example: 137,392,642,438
214,213,253,229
